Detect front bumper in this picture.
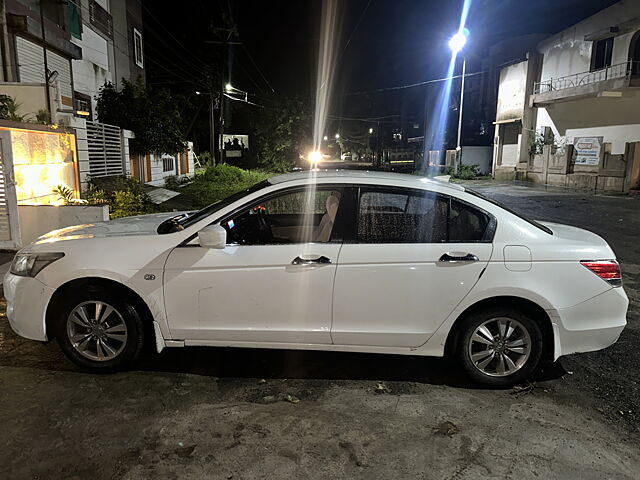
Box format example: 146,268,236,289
551,287,628,360
3,271,55,341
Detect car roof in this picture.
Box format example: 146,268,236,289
268,170,465,192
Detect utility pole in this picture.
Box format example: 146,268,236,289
0,0,13,81
455,57,467,170
209,92,216,166
39,0,52,123
209,5,239,165
375,120,381,166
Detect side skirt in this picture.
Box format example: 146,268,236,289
159,337,445,357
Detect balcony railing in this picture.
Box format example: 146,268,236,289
89,0,113,38
534,61,639,94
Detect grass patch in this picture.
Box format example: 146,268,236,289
180,164,274,209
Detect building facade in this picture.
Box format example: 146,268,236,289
493,0,640,192
69,0,144,121
0,0,144,123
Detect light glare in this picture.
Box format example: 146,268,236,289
448,31,468,53
308,151,322,164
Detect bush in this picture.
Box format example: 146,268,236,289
164,175,180,190
452,164,480,180
84,176,155,218
84,184,109,205
196,151,213,168
181,164,272,209
110,190,146,219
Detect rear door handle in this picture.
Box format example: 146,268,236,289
292,255,332,265
439,252,479,263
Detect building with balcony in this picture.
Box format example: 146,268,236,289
0,0,144,123
492,0,640,192
70,0,144,121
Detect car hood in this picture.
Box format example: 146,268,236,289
33,211,188,244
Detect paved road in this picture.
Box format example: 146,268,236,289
0,182,638,479
466,181,640,433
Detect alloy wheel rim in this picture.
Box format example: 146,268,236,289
66,301,128,362
468,317,531,377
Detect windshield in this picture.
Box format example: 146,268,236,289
466,188,553,235
157,180,271,234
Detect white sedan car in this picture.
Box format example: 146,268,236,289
3,171,628,386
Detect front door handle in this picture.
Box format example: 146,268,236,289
292,255,332,265
439,252,479,263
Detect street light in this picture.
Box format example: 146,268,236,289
449,28,469,168
368,128,374,135
448,30,468,54
224,82,249,103
335,133,340,139
323,135,328,141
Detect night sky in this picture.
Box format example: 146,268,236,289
142,0,621,142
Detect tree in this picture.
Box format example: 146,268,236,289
96,79,186,154
251,95,312,172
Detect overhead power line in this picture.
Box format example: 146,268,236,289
337,0,372,65
141,3,209,70
344,70,486,96
242,45,275,93
223,92,263,107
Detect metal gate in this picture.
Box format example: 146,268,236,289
0,132,21,249
86,120,124,177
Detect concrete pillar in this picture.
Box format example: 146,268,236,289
70,117,90,192
122,129,135,177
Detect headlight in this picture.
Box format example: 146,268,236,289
10,252,65,277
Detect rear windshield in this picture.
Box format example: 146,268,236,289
466,188,553,235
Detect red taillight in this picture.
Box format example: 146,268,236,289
580,260,622,287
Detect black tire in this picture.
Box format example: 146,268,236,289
455,307,543,388
53,286,145,372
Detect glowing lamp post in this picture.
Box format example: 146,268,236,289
449,29,469,169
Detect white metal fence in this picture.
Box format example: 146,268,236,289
0,133,21,248
86,120,124,177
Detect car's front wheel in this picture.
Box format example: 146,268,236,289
53,287,145,372
456,308,543,387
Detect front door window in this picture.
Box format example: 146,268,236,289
222,188,343,245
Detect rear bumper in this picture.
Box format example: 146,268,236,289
551,287,628,359
3,271,54,341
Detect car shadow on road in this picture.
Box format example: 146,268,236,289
0,307,566,390
136,345,567,390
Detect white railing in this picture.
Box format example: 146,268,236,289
86,120,123,177
534,61,638,94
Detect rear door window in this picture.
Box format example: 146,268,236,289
356,187,493,243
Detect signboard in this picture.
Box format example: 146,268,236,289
496,61,527,123
574,136,603,165
221,134,249,151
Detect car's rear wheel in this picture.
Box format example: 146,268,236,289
456,308,543,387
53,287,145,372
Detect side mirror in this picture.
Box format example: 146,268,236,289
198,224,227,249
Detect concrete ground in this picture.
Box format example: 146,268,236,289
1,181,639,479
